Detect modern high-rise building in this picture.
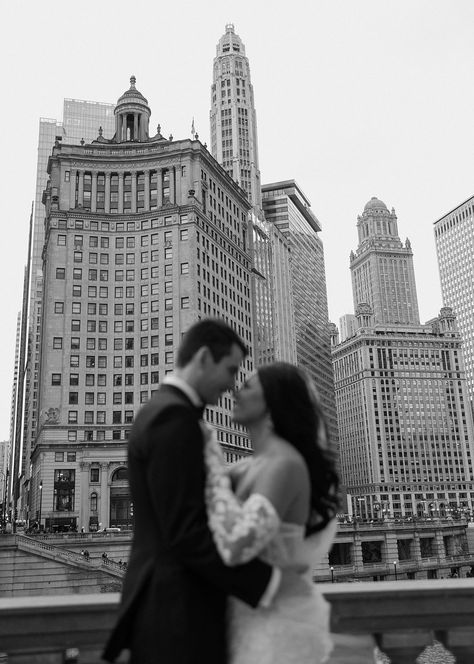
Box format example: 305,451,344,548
262,180,338,448
434,195,474,410
15,100,116,520
333,197,474,519
29,77,255,531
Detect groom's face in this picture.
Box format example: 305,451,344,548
199,343,244,405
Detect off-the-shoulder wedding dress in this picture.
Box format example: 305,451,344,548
203,428,336,664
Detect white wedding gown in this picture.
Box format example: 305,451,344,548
203,427,336,664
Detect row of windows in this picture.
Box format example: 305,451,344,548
56,215,190,233
58,228,188,249
55,262,189,281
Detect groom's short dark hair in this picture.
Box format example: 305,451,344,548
176,318,248,367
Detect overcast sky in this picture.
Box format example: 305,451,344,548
1,0,473,440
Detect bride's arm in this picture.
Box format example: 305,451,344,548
204,435,294,566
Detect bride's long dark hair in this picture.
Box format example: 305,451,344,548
257,362,339,535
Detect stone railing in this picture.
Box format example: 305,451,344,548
1,579,474,662
14,535,125,579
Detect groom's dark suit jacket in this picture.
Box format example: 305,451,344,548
103,384,273,664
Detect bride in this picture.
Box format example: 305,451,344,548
204,362,339,664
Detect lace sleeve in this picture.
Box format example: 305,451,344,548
203,424,280,566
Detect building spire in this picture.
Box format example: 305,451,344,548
210,25,261,207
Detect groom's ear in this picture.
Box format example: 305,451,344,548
194,346,210,368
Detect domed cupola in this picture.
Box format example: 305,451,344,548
364,196,388,213
115,75,151,143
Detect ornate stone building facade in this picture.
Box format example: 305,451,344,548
210,25,296,365
333,198,474,520
29,78,255,531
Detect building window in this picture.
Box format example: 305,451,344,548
57,235,66,246
55,452,64,462
181,297,190,309
67,452,76,462
69,392,78,405
54,469,75,512
68,411,78,424
54,302,64,314
180,262,189,275
53,337,63,349
51,373,61,386
56,268,65,279
90,492,98,512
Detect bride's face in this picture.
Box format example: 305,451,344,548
232,374,267,425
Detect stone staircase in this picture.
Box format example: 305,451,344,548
0,535,125,597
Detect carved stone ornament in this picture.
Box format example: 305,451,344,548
42,407,60,424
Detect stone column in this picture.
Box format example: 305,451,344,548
118,173,124,214
435,530,447,564
412,531,422,564
134,114,138,141
69,169,77,209
169,166,175,204
78,170,84,207
131,171,137,213
105,173,111,213
352,529,364,575
91,173,98,213
175,164,182,205
79,462,89,532
157,168,163,208
144,169,150,211
100,463,109,528
117,115,122,142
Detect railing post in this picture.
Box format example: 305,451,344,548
436,628,474,663
375,631,432,663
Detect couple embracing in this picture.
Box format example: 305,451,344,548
103,318,339,664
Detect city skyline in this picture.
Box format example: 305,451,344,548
1,0,474,438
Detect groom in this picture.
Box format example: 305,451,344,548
103,318,277,664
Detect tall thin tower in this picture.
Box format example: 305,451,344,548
210,24,261,210
350,197,420,326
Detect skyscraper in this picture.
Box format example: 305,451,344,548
210,24,261,209
434,195,474,410
262,180,338,447
29,77,255,531
15,100,115,519
210,25,296,365
333,197,474,520
350,197,420,326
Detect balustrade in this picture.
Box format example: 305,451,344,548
1,579,474,662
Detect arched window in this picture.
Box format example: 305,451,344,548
90,492,98,512
111,467,128,482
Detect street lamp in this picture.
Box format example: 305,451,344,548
0,471,5,531
330,566,335,584
38,481,43,532
393,561,398,580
